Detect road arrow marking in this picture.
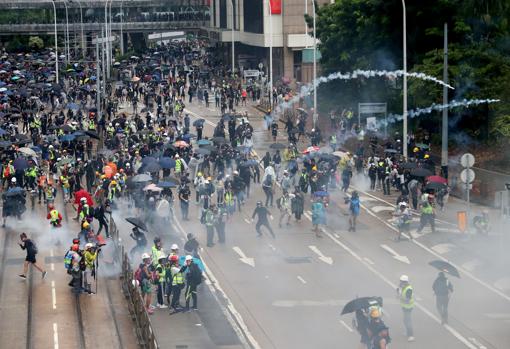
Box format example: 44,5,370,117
363,257,375,265
297,276,307,284
340,320,354,332
431,243,455,254
380,244,411,264
309,245,333,265
232,246,255,267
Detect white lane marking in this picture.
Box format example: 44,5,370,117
172,218,260,349
269,215,274,220
468,337,488,349
53,323,59,349
273,299,347,307
51,263,55,271
371,206,395,213
334,233,341,238
232,246,255,268
51,280,56,309
297,276,307,284
308,245,333,265
461,259,482,272
306,210,312,215
50,249,54,257
380,244,411,264
244,218,251,224
339,320,354,333
484,313,510,319
268,244,276,252
363,257,375,265
431,244,455,254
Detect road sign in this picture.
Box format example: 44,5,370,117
460,168,475,183
461,153,475,168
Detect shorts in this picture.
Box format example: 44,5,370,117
26,254,36,263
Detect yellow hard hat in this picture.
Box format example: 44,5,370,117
197,172,203,177
413,147,419,153
424,154,430,159
82,221,90,228
111,180,117,185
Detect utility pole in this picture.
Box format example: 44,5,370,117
230,0,235,78
312,0,317,128
269,0,273,110
402,0,408,159
51,0,59,83
441,23,449,178
96,38,101,121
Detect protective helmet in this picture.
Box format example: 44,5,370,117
141,253,151,260
171,244,179,250
400,275,409,282
169,255,179,262
11,177,16,183
80,197,87,203
85,243,94,250
424,154,430,159
399,202,407,207
111,180,117,185
154,236,161,244
158,254,167,261
197,171,202,177
71,244,79,251
256,201,262,207
82,221,90,228
185,255,193,262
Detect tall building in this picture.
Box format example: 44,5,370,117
207,0,332,84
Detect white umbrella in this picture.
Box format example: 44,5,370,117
17,147,37,157
143,183,162,192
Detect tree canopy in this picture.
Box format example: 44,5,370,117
311,0,510,144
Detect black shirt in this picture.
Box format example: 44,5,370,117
252,206,270,222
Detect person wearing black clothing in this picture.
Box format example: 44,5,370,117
433,272,454,324
184,233,199,256
129,227,147,259
178,184,191,220
95,202,110,237
183,256,202,311
18,232,46,279
251,201,275,238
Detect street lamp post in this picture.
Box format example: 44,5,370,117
312,0,317,127
229,0,235,78
104,0,110,79
402,0,408,159
268,0,273,109
63,0,70,63
51,0,59,83
120,0,124,55
73,0,85,58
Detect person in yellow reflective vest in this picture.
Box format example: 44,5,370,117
46,205,63,227
416,198,435,234
2,160,15,188
24,165,38,190
83,243,98,293
155,255,168,308
108,180,120,202
45,183,57,206
151,236,164,267
398,275,415,342
79,203,91,222
60,174,71,202
106,123,115,138
169,255,185,311
88,119,96,131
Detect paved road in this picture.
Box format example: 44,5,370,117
152,99,510,349
0,187,138,349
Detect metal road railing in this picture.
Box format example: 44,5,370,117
109,215,159,349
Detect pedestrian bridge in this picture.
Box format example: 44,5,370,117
0,0,209,35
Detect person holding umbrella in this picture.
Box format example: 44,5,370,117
432,271,454,324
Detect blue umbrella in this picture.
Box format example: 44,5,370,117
157,181,176,188
197,139,210,146
4,186,25,197
59,134,75,142
0,128,7,136
313,191,329,198
31,146,42,153
13,157,29,170
142,156,157,165
159,157,176,169
178,256,205,272
67,103,80,110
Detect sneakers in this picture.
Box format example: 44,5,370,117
19,274,27,279
42,271,47,279
408,336,415,342
157,304,168,309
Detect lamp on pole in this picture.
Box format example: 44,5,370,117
104,0,110,79
268,0,273,109
402,0,408,159
120,0,124,55
108,0,113,68
229,0,235,78
62,0,70,63
312,0,317,127
51,0,59,84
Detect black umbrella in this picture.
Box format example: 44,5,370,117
125,217,148,231
0,140,12,148
429,260,460,278
384,148,398,154
85,130,100,140
143,162,161,173
400,162,418,169
341,296,383,315
157,181,177,188
132,174,152,183
410,167,433,177
196,148,211,156
13,157,29,170
212,136,226,144
193,118,205,127
3,187,25,197
270,143,286,150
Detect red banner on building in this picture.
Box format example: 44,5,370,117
270,0,282,14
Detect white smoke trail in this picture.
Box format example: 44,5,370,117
276,69,455,113
384,98,501,124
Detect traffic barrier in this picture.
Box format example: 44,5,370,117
110,215,159,349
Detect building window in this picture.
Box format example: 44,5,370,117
220,0,227,28
213,0,216,27
244,0,263,34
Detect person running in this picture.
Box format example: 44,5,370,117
251,201,275,238
311,197,326,238
393,201,412,241
18,232,47,280
347,191,361,232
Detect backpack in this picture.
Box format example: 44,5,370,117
134,265,143,283
30,240,38,255
263,174,272,187
189,265,202,285
64,250,73,270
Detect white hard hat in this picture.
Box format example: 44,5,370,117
185,255,193,262
400,275,409,282
399,202,407,207
171,244,179,250
85,243,94,249
11,177,16,183
141,253,150,259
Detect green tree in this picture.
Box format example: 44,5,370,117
28,36,44,50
